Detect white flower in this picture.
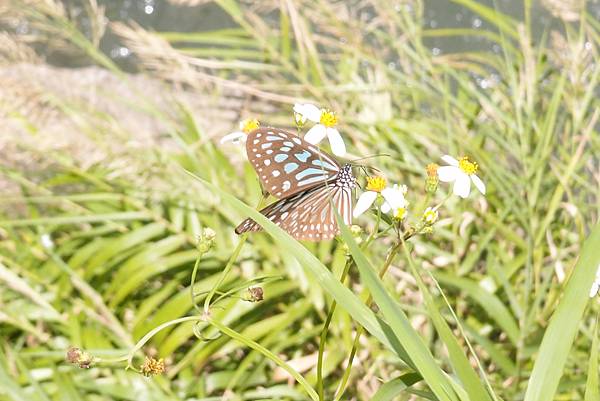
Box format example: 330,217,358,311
380,184,408,219
294,103,346,157
438,155,486,198
353,177,408,218
590,264,600,298
220,118,260,144
422,207,439,225
40,233,54,250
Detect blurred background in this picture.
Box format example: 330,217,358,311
0,0,599,400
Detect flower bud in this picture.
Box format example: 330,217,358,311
197,227,216,253
425,163,439,194
350,225,362,236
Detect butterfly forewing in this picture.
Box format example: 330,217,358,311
235,182,353,241
246,127,340,199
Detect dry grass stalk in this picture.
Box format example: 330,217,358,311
541,0,583,22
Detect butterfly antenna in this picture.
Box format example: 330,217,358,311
350,153,390,163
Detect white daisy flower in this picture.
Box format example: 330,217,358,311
438,155,486,198
590,264,600,298
422,207,439,225
293,103,346,157
353,177,408,218
220,118,260,144
380,184,409,220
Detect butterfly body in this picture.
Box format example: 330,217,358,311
235,127,355,241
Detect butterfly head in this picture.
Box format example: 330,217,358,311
337,164,357,189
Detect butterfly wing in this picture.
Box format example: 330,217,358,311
246,127,341,199
235,183,353,241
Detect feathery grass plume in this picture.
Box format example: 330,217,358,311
110,21,296,104
541,0,583,21
0,33,42,65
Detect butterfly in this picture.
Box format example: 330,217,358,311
235,127,356,241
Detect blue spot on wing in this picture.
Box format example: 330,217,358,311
284,163,299,173
312,159,338,171
267,136,284,141
295,150,311,162
261,142,272,149
296,168,327,180
280,147,291,152
298,175,329,186
284,141,294,147
274,154,288,162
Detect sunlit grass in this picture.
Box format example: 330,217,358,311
0,0,599,400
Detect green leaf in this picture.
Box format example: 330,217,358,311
371,373,422,401
524,223,600,401
336,213,460,401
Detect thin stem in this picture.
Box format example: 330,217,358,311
317,258,353,401
125,316,202,370
202,193,268,314
190,255,204,313
208,318,319,401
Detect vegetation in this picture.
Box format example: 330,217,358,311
1,0,599,400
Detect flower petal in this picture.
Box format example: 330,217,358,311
353,191,377,218
590,281,600,298
453,173,471,198
381,186,407,210
304,124,327,145
294,103,321,122
220,131,246,144
326,128,346,156
438,166,460,182
471,174,486,195
441,155,459,166
381,202,391,213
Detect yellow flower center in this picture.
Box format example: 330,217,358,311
394,207,407,220
426,163,439,177
240,118,260,134
366,176,386,192
458,156,478,175
423,209,438,224
319,109,338,127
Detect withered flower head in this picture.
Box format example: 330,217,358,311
66,346,94,369
140,356,165,377
247,287,264,302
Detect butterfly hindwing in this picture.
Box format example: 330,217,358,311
235,182,353,241
245,127,341,199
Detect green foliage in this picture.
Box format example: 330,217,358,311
1,0,599,400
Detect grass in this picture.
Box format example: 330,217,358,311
1,0,599,400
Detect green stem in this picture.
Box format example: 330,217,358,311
208,318,319,401
190,255,204,313
203,236,247,314
202,193,268,314
125,316,201,370
316,258,353,401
